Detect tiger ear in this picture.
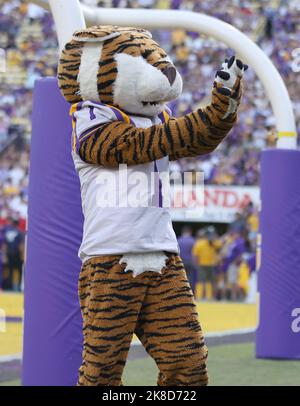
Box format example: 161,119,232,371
72,25,121,43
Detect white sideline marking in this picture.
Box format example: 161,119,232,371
0,353,22,363
0,328,256,362
205,327,256,338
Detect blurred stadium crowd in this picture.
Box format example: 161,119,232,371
0,0,298,293
178,201,258,301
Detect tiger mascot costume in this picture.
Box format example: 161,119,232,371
57,25,247,386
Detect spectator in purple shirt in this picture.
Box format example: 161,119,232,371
177,226,196,293
0,227,4,290
3,217,24,291
225,230,246,300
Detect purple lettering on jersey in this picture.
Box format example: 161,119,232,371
87,101,136,125
154,161,163,208
89,106,96,120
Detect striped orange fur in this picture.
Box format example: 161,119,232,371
78,254,208,386
78,80,241,167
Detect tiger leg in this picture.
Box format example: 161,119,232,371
135,254,208,386
78,256,148,386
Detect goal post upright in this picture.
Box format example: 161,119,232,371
82,6,297,149
48,0,86,50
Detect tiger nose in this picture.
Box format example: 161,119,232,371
161,66,177,86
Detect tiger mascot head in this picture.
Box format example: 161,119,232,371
58,25,183,117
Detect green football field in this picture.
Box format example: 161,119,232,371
124,343,300,386
1,343,300,386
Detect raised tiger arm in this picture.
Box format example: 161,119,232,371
79,57,246,167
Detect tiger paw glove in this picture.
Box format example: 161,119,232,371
214,56,248,119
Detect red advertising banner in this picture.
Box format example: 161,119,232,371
171,185,260,223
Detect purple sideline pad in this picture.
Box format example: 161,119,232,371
256,149,300,359
22,78,84,386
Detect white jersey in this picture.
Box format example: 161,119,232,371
70,101,179,262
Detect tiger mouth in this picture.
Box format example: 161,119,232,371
142,101,164,106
